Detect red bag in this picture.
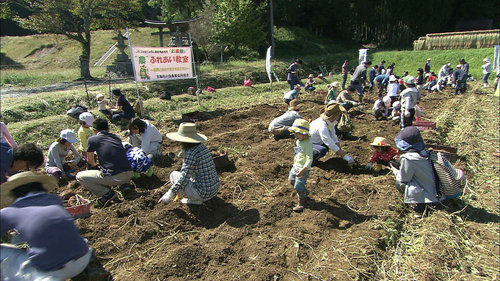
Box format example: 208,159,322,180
206,86,216,92
244,79,252,87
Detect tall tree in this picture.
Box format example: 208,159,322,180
14,0,142,78
148,0,204,21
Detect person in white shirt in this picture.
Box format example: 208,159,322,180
437,63,451,92
309,103,355,165
481,58,492,88
386,75,399,106
127,118,163,157
400,76,418,128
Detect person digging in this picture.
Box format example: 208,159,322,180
159,123,220,205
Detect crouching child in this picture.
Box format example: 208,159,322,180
288,119,313,212
366,137,398,172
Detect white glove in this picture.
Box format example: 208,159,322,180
343,155,355,166
158,189,176,203
404,110,411,117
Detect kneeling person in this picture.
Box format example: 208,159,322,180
159,123,219,205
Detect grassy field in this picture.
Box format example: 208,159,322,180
1,28,499,279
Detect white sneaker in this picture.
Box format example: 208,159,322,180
180,198,203,205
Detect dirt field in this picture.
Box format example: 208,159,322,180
64,89,463,280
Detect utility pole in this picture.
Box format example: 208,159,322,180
269,0,274,57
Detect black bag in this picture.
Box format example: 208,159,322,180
66,105,88,119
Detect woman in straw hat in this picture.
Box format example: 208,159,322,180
159,123,219,205
309,103,355,165
1,172,91,280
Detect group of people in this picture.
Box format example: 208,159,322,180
0,89,221,280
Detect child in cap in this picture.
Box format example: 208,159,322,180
283,84,301,105
288,119,313,212
77,112,94,155
367,137,398,172
325,82,340,104
45,129,82,180
96,93,112,118
391,101,401,124
305,74,316,93
123,142,154,178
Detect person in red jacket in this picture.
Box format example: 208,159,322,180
367,137,398,172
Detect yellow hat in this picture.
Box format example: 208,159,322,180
370,137,391,147
166,123,207,143
288,119,310,135
320,103,345,121
1,172,57,208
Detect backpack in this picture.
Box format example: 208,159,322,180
66,105,88,119
430,151,466,198
126,147,152,173
337,112,354,133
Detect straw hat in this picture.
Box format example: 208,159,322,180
1,172,57,208
329,82,340,88
321,103,345,121
166,123,207,143
370,137,390,147
288,119,310,135
96,93,104,100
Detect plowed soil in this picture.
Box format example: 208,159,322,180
65,89,445,280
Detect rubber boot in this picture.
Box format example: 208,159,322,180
293,193,307,213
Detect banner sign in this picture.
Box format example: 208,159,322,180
130,46,193,82
266,46,272,82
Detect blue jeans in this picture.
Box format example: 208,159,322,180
306,86,316,92
483,73,490,84
313,143,329,160
351,81,364,96
289,166,309,196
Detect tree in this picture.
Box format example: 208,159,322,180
148,0,204,22
13,0,142,79
210,0,267,57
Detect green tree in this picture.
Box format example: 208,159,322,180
148,0,204,21
210,0,267,57
14,0,142,78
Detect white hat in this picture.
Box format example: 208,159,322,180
456,64,462,68
446,63,451,67
383,96,391,106
389,75,397,82
60,129,79,143
483,58,489,62
166,123,207,143
1,172,57,208
427,58,431,61
405,76,416,85
79,112,94,127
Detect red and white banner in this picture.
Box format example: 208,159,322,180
130,46,193,82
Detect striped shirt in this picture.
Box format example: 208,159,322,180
171,143,219,200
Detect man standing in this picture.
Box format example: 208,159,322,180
287,59,302,90
368,65,379,91
76,118,133,207
452,65,468,95
459,58,469,74
377,60,386,75
309,103,355,165
424,58,431,75
350,60,371,103
341,60,349,90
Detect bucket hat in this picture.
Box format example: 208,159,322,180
370,137,390,147
329,82,340,88
288,119,310,135
60,129,79,143
79,112,95,127
166,123,207,143
1,172,57,208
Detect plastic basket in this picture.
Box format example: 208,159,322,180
65,196,91,218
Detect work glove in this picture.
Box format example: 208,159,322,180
158,189,176,203
343,155,355,166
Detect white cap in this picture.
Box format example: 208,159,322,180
483,58,489,62
427,58,431,61
456,64,462,68
60,129,79,143
389,75,397,82
406,76,416,85
78,112,94,127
